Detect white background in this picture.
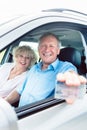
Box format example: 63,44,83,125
0,0,87,18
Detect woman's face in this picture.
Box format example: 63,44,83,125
15,52,31,70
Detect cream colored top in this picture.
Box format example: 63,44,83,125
0,63,27,98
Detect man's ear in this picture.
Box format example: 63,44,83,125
57,49,60,55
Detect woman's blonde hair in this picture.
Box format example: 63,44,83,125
13,45,37,68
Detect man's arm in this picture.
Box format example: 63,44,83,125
5,90,20,105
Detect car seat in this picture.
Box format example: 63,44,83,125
47,47,86,99
58,47,82,74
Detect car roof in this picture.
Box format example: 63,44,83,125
0,8,87,51
0,8,87,35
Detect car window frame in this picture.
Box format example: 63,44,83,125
0,20,87,119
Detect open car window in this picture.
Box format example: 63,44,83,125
0,11,87,123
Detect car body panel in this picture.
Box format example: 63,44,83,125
0,98,18,130
18,95,87,130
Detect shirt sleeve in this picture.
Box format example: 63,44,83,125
58,61,77,73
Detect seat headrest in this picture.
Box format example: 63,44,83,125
58,47,81,67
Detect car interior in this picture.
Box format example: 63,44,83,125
58,47,82,75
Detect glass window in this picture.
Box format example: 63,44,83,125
0,49,6,64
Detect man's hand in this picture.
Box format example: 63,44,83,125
56,71,87,104
57,71,87,87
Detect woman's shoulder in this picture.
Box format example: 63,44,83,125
2,63,14,67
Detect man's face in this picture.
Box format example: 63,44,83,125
38,35,60,65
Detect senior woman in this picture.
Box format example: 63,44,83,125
0,45,37,98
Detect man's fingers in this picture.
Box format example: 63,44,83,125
65,72,80,86
57,72,86,87
57,73,65,82
79,75,87,84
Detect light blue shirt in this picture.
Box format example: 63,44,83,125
17,59,77,107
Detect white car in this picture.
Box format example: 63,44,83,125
0,8,87,130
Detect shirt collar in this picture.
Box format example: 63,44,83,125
51,59,59,71
37,59,59,71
